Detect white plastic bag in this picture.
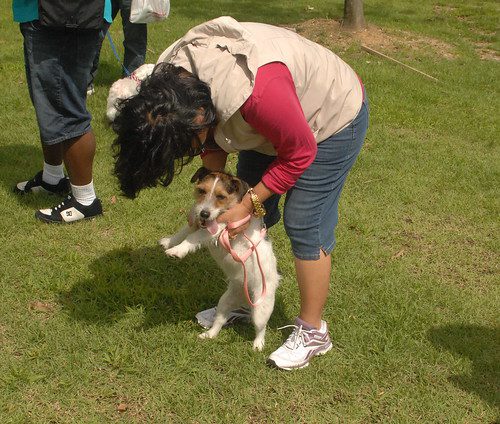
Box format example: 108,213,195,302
130,0,170,24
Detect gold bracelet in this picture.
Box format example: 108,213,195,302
247,188,266,217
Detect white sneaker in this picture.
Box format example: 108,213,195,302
195,307,251,329
86,83,95,96
267,318,332,370
35,194,102,224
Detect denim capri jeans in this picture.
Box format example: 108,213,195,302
20,21,100,145
237,97,369,260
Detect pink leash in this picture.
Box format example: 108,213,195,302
218,215,267,307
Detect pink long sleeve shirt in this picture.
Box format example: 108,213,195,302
202,61,318,195
239,62,317,194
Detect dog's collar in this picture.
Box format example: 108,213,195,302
128,72,142,84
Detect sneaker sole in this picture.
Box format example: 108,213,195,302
35,212,102,224
267,343,333,371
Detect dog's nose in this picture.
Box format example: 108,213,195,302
200,210,210,219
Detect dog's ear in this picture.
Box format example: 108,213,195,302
228,177,250,201
190,167,211,183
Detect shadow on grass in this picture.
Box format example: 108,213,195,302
428,324,500,410
93,61,122,88
59,245,288,332
0,143,64,209
0,144,39,190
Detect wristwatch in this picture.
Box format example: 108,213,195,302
247,188,266,217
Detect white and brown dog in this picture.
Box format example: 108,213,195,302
106,63,155,122
159,168,280,351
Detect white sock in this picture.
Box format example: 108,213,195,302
71,181,96,206
42,162,65,185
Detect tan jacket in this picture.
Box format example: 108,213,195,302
158,16,363,155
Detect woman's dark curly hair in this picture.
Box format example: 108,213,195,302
112,63,218,198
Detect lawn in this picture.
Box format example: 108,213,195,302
0,0,498,422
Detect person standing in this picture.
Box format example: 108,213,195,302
13,0,112,223
88,0,147,94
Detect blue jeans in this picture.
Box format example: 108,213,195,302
237,98,369,260
20,21,100,144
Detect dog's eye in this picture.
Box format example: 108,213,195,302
197,188,206,196
216,194,226,201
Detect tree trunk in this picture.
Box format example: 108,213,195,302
343,0,366,30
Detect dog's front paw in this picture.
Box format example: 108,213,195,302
159,237,173,249
253,338,265,352
164,245,188,259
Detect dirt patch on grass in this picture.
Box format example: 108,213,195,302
474,41,500,62
293,19,461,60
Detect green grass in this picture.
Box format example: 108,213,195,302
0,0,499,422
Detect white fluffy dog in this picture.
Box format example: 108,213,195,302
106,63,155,122
159,168,281,351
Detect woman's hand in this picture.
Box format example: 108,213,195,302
217,196,253,237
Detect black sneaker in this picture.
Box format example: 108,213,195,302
14,171,70,196
35,195,103,224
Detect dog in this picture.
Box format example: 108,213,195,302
106,63,155,122
159,168,280,351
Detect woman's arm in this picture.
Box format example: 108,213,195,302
201,149,228,171
240,62,317,195
218,62,317,236
200,130,228,171
218,180,274,232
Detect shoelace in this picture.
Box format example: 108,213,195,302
278,324,307,350
52,195,71,211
